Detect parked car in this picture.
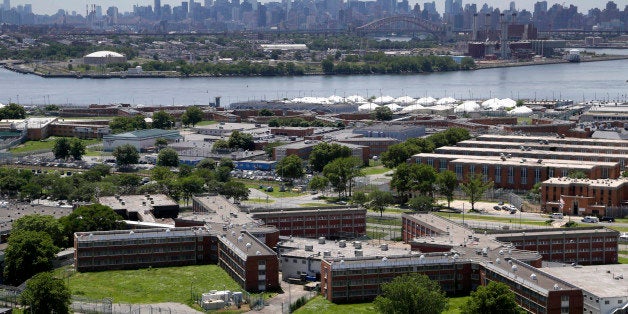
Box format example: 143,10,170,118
550,213,564,219
581,216,599,223
493,205,501,210
600,216,615,223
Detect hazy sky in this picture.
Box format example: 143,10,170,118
8,0,628,15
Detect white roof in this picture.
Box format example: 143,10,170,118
508,106,533,116
454,101,480,113
436,97,457,105
327,95,345,103
394,96,415,104
373,96,395,104
84,50,125,58
416,97,437,105
400,104,425,113
385,103,403,111
358,103,380,111
346,95,366,103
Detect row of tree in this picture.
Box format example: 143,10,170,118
109,106,203,134
322,55,475,75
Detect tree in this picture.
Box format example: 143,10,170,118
567,170,587,179
351,191,368,207
309,143,352,173
436,170,458,208
52,137,71,160
0,103,26,119
155,138,168,150
460,57,476,70
461,173,493,212
321,57,334,74
196,158,216,170
369,190,394,216
113,144,139,168
391,163,437,202
308,175,329,192
276,154,304,182
3,230,59,285
374,273,447,314
264,142,285,158
373,106,393,121
381,143,419,168
228,131,255,151
220,181,250,202
20,272,71,314
212,139,229,152
184,106,204,126
157,148,179,167
20,182,42,200
69,138,86,160
462,281,524,314
259,109,275,116
515,99,525,107
152,110,175,129
59,204,124,247
323,157,363,197
179,175,205,205
12,214,65,248
408,195,434,212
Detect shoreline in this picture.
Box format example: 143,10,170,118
2,55,627,79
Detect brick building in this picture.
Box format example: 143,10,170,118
336,137,400,157
541,177,628,217
251,207,367,239
99,194,180,220
456,140,628,156
270,127,315,137
476,134,628,148
273,141,369,166
74,225,280,292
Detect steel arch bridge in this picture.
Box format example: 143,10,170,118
355,15,451,39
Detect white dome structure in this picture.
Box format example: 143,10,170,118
83,50,126,65
430,104,454,111
454,101,480,113
327,95,345,103
358,103,380,112
385,103,403,111
508,106,533,116
481,98,501,109
400,104,425,113
373,96,395,104
394,96,415,104
346,95,366,103
436,97,457,105
416,97,437,105
500,98,517,108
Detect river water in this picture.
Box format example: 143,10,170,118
1,58,626,107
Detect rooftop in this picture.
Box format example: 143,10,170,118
476,134,628,146
186,195,256,226
542,177,628,188
541,264,628,298
103,129,181,139
278,237,410,260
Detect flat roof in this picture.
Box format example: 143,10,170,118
435,146,626,160
541,264,628,298
187,195,256,226
99,194,178,210
542,177,628,188
218,226,276,259
194,123,259,131
413,153,617,168
476,134,628,146
458,140,628,153
75,227,204,242
278,237,410,260
252,207,366,218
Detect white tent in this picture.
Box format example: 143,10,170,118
373,96,395,104
481,98,501,109
454,101,480,113
346,95,366,103
500,98,517,108
358,103,380,112
416,97,437,105
385,103,403,111
400,104,425,113
508,106,533,116
327,95,345,103
436,97,457,105
429,104,454,111
394,96,415,104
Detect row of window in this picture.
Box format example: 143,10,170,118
78,254,195,266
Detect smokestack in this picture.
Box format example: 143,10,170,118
472,13,478,41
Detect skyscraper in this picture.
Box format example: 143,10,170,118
154,0,161,16
2,0,10,10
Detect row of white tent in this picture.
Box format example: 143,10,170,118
357,101,532,116
285,95,458,105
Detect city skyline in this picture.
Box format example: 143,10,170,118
5,0,624,15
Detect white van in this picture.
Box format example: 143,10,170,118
550,213,564,219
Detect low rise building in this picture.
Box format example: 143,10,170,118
541,177,628,217
99,194,180,220
353,124,425,141
102,129,182,152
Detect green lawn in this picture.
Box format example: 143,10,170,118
619,256,628,264
361,166,391,176
235,179,306,198
294,296,376,314
443,296,471,314
194,120,218,126
300,202,335,207
245,197,276,204
609,226,628,233
367,217,402,226
367,229,387,240
433,212,551,227
10,137,101,154
59,265,241,305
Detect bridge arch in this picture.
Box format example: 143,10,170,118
355,15,451,39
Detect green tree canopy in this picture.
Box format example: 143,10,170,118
113,144,140,167
408,195,435,212
212,139,229,152
3,230,59,285
59,204,124,246
20,272,71,314
374,273,448,314
152,110,175,129
0,103,26,119
109,115,147,134
69,138,86,160
462,281,524,314
12,214,65,248
227,131,255,151
183,106,204,126
157,148,180,167
436,170,459,208
373,106,393,121
276,154,304,182
52,137,71,160
391,163,437,201
154,137,169,149
309,142,352,173
220,181,250,202
308,175,329,192
461,173,493,211
322,157,363,197
196,158,216,170
369,190,394,216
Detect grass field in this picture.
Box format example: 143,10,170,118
367,216,402,226
58,265,241,305
443,296,471,314
234,179,306,198
609,226,628,233
10,137,101,154
619,256,628,264
194,120,218,126
245,197,276,204
361,165,391,176
294,296,376,314
366,229,387,239
433,212,551,226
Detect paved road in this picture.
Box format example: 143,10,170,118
248,274,314,314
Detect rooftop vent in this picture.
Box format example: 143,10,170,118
318,237,326,244
380,244,388,251
338,240,346,248
304,245,313,252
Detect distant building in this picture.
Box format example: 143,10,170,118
102,129,182,152
353,124,425,141
83,50,126,65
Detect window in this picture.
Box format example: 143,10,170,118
549,168,555,178
482,165,488,180
508,167,514,184
534,168,541,183
427,158,434,167
470,165,475,174
439,160,447,172
521,167,527,185
455,164,463,180
495,166,501,183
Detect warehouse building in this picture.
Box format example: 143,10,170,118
102,129,182,152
